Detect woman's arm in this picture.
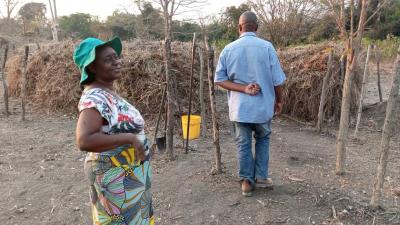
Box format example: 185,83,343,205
76,108,145,159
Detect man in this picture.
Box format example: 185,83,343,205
214,11,286,197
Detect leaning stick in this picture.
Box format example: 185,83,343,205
316,49,333,132
374,45,383,103
354,44,371,136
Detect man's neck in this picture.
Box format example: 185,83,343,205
240,31,256,36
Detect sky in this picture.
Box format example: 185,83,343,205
4,0,247,21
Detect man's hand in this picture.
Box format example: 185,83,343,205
274,85,284,116
274,102,283,116
244,83,260,96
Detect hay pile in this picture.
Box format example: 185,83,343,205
6,41,81,113
5,40,360,123
5,40,204,119
278,43,360,122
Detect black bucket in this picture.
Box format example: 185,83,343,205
156,136,166,152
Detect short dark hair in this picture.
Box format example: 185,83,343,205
239,11,258,31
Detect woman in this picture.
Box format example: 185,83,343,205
73,37,154,225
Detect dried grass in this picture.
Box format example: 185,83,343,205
5,40,360,123
5,40,204,119
279,42,361,122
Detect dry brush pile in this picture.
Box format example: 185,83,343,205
5,40,360,123
279,43,361,122
5,40,204,120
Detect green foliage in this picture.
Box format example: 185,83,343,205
213,39,231,52
220,3,251,40
307,15,338,43
363,35,400,59
135,2,163,39
366,0,400,39
59,13,95,39
106,11,137,40
18,2,47,35
172,21,201,42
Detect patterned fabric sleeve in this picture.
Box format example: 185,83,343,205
78,90,115,128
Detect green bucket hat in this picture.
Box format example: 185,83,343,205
73,36,122,84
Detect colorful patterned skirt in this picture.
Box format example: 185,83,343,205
84,147,154,225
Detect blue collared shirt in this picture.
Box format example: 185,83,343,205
215,32,286,123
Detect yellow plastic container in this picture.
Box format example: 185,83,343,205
181,115,201,140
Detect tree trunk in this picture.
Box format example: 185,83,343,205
316,49,333,132
204,34,222,174
370,46,400,208
336,47,355,175
48,0,59,41
336,0,368,175
163,38,175,160
21,46,29,121
1,45,10,116
161,1,176,160
198,47,206,137
354,44,371,136
374,45,383,103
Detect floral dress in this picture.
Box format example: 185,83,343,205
78,88,154,225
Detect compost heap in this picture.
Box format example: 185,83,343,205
5,40,360,123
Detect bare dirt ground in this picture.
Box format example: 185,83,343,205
1,61,400,225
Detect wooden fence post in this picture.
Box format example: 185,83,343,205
204,34,222,174
153,85,167,152
185,32,196,154
21,46,29,121
163,38,175,160
198,47,207,137
370,46,400,208
354,44,371,136
316,49,333,132
1,45,9,116
374,44,383,103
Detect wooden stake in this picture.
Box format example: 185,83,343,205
370,46,400,208
204,34,222,173
354,44,371,136
198,47,207,137
1,45,10,116
316,49,333,132
21,46,29,121
154,85,166,144
185,32,196,154
163,38,175,160
374,45,383,103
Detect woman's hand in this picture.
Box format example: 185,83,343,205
129,134,145,161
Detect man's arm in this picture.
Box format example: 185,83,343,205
274,85,283,115
216,80,260,96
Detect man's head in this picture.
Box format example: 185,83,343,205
238,11,258,35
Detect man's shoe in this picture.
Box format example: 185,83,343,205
241,180,253,197
255,178,273,188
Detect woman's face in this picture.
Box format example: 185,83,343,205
89,46,122,83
